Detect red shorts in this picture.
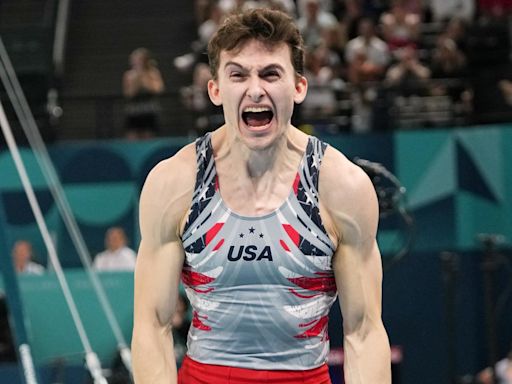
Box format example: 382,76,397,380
178,355,332,384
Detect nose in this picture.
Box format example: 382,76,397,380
246,76,265,102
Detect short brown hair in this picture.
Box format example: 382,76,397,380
207,8,305,79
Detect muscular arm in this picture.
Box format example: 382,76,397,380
132,148,195,383
320,148,391,384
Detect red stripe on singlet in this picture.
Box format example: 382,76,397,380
178,355,332,384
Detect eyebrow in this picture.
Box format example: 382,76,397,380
223,61,285,73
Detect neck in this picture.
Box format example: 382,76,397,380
245,140,287,179
15,261,25,272
218,127,295,180
212,126,307,215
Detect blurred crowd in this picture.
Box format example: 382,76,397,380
174,0,512,134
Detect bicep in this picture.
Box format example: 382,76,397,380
320,150,383,331
133,239,184,330
333,238,383,334
333,203,383,334
133,159,192,329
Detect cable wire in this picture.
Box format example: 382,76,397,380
0,99,107,384
0,37,132,371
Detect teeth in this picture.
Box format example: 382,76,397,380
243,107,271,113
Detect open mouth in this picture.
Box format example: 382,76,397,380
241,107,274,128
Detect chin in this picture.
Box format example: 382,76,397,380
240,135,275,151
238,120,285,151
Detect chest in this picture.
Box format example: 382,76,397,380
215,166,299,216
184,210,335,290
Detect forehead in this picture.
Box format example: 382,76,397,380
15,242,31,252
219,39,293,70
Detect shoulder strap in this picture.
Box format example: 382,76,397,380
294,137,330,241
303,136,328,192
183,133,217,234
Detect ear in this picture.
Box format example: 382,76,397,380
293,75,308,104
207,79,222,106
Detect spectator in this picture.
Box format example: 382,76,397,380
385,46,431,95
11,240,44,275
441,17,469,53
429,0,475,23
499,79,512,106
93,227,136,271
333,0,364,41
267,0,297,15
198,2,225,48
346,17,390,132
180,63,223,134
175,2,226,73
302,43,339,118
345,17,390,83
430,37,468,79
321,20,348,69
194,0,215,26
477,344,512,384
380,0,421,54
429,36,471,108
398,0,425,16
122,47,165,140
297,0,332,16
296,0,338,47
478,0,512,20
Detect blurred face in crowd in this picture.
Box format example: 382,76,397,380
359,19,375,40
130,49,150,71
305,0,320,21
208,39,307,151
106,228,127,251
12,241,33,269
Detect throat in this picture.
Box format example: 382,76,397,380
246,149,280,178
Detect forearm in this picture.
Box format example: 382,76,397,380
132,322,177,384
343,321,391,384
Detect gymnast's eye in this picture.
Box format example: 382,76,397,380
230,72,246,81
261,70,280,81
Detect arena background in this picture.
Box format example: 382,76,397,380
1,1,512,383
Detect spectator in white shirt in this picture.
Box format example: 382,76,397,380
93,227,136,271
12,240,45,275
346,18,390,85
296,0,338,47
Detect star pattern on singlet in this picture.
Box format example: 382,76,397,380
183,137,217,241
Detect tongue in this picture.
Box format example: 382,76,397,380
245,111,272,127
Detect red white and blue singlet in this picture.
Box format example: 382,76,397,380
180,133,337,370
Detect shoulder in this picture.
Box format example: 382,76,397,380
320,145,375,202
141,142,197,198
28,262,45,274
148,67,163,78
95,250,108,259
319,11,337,26
120,246,137,257
139,141,198,241
373,37,389,49
346,37,361,49
319,145,379,243
123,69,136,81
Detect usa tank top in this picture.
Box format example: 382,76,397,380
180,132,337,370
